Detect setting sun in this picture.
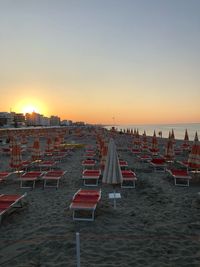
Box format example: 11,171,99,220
12,97,48,116
22,105,39,114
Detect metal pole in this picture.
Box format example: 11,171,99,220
76,232,81,267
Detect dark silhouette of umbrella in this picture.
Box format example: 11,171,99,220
188,132,200,171
10,138,22,172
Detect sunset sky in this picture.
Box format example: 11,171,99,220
1,0,200,125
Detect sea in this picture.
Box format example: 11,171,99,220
104,123,200,141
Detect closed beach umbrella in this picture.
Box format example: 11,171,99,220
102,138,123,208
46,136,53,152
32,137,41,161
182,129,190,150
142,130,148,151
149,130,159,155
164,132,174,161
188,132,200,171
10,138,22,171
171,129,175,143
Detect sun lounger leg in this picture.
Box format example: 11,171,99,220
72,209,95,221
174,178,190,187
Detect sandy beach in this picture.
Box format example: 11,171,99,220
0,129,200,267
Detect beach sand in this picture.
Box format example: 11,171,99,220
0,131,200,267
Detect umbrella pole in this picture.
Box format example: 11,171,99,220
76,232,81,267
113,186,116,209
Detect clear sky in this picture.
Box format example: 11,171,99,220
0,0,200,124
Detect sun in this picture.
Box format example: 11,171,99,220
22,105,39,114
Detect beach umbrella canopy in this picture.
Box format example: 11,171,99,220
171,129,175,143
10,138,22,171
164,133,174,161
142,130,148,151
149,130,159,154
182,129,190,150
32,137,41,161
46,136,53,152
102,138,123,208
102,138,123,185
188,132,200,171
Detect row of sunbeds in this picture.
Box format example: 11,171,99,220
0,170,66,190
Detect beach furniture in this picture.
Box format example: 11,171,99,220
82,169,101,186
150,158,167,172
82,159,96,169
167,169,192,187
1,147,11,156
121,170,137,188
0,193,27,224
177,160,189,170
0,172,12,183
137,154,152,163
19,171,44,189
70,189,101,221
42,170,66,189
102,138,123,209
131,148,141,154
83,152,96,159
119,160,128,170
37,160,57,171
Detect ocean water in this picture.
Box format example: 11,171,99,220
104,123,200,141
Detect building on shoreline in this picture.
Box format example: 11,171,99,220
0,111,87,128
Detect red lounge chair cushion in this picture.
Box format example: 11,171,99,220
151,158,166,164
83,170,100,176
0,172,10,178
0,194,23,202
77,189,100,196
44,171,65,177
170,170,190,177
22,172,42,178
73,195,99,203
82,160,95,164
121,170,136,178
0,202,14,208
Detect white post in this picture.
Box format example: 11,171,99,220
76,232,81,267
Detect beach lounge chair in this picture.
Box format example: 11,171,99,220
82,159,96,169
19,171,44,189
137,154,152,163
177,160,189,171
70,189,101,221
42,170,66,189
37,160,57,171
150,158,167,172
83,152,96,159
167,169,192,187
131,148,141,154
119,160,128,170
0,172,12,183
121,170,137,188
0,193,27,224
21,160,34,171
82,169,101,186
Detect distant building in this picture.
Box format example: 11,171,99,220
40,116,50,126
74,121,85,126
50,116,60,126
61,120,73,126
0,112,14,127
12,112,26,127
25,112,42,126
